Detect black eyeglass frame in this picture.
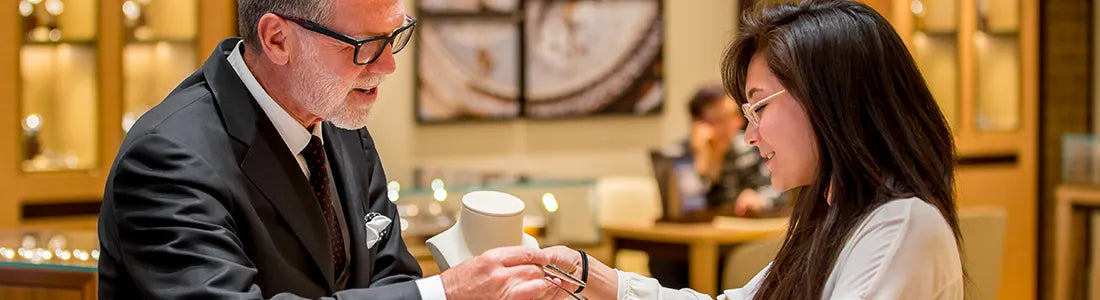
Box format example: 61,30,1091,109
276,13,418,65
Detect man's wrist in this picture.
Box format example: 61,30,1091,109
438,270,456,300
417,275,448,300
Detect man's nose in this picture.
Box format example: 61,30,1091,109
366,44,397,75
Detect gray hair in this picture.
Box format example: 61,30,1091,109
238,0,335,50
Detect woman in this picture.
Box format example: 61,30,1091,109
544,1,964,299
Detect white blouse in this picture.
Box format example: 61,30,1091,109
617,197,964,300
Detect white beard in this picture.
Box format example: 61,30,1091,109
290,40,386,130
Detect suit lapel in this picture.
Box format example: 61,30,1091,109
205,38,337,289
322,123,375,287
241,126,337,288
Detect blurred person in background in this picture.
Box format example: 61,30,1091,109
685,84,790,217
649,85,792,289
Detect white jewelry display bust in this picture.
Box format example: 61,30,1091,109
426,191,540,271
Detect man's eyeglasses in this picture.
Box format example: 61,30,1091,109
277,13,418,65
741,89,786,128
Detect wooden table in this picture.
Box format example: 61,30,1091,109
602,220,786,296
1053,184,1100,300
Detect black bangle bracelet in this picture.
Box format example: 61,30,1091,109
574,249,589,294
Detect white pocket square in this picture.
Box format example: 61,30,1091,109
363,212,392,250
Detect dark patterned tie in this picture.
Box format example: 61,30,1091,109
301,136,346,277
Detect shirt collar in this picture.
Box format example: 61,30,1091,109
226,41,322,155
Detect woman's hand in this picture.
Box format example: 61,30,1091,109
542,246,619,300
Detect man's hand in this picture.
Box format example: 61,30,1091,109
690,121,717,151
734,188,765,216
440,246,557,300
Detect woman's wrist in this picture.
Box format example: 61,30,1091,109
581,256,619,300
573,250,589,293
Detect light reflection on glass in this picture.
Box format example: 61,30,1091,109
48,28,61,41
387,181,401,202
122,1,140,20
0,248,14,259
23,114,42,132
37,248,52,261
542,193,559,213
433,189,447,202
19,0,33,17
73,249,89,261
910,0,924,15
56,249,72,261
43,0,63,15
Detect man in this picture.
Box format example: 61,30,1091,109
684,85,787,216
97,0,556,299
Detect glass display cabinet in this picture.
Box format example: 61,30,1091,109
0,0,237,228
900,0,1032,151
973,0,1020,132
18,0,99,172
121,0,199,133
910,0,959,129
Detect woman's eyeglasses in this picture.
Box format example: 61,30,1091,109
741,89,786,127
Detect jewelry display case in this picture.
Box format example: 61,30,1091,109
121,0,199,133
0,229,98,300
0,0,236,228
18,0,100,173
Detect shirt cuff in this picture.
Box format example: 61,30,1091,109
617,269,713,300
416,275,447,300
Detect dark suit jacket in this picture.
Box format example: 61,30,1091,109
98,38,424,299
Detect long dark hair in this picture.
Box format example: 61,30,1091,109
721,1,963,298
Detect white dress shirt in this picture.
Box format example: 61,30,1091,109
226,41,447,300
616,197,964,300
